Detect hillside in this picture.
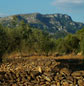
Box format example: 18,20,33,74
0,13,84,34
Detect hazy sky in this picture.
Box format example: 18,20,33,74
0,0,84,22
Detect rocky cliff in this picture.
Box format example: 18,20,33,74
0,13,84,33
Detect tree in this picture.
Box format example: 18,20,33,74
0,25,8,62
80,35,84,55
40,33,56,56
56,39,71,54
65,34,80,53
76,27,84,40
76,27,84,55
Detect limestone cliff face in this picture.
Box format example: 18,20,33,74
0,13,84,33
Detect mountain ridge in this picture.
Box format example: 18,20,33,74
0,13,84,34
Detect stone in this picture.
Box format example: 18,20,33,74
43,75,51,82
0,56,84,86
62,81,69,86
56,81,60,86
60,68,71,76
51,84,56,86
78,79,84,86
11,84,17,86
72,71,84,79
37,66,42,73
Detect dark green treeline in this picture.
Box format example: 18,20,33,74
0,21,84,63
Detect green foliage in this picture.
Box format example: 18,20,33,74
52,31,68,39
0,21,84,63
76,26,84,40
76,27,84,55
56,34,80,54
56,39,72,54
41,36,56,56
0,22,56,57
80,37,84,55
65,34,80,53
0,25,8,62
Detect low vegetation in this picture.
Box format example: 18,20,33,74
0,20,84,63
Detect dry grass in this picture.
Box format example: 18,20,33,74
3,52,84,62
55,54,84,60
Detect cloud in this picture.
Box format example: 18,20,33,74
51,0,84,12
52,0,84,5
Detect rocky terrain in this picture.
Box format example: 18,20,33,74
0,56,84,86
0,13,84,33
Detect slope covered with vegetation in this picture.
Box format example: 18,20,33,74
0,19,84,63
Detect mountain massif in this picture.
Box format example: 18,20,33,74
0,13,84,34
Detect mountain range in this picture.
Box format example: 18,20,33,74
0,13,84,34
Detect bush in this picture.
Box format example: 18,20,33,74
0,25,8,63
56,39,72,54
80,36,84,55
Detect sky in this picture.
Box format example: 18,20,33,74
0,0,84,22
